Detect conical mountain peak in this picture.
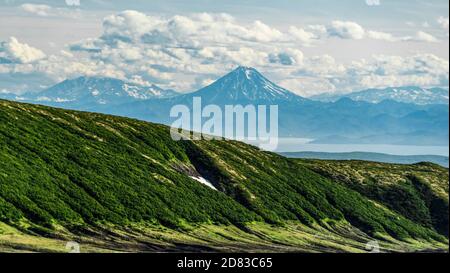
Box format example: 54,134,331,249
193,66,305,103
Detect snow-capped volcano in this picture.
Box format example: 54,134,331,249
190,66,305,104
25,76,178,107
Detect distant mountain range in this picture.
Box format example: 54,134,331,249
105,67,449,146
311,86,449,105
1,67,448,146
281,151,449,167
7,76,178,109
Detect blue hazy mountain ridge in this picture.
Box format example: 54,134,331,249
1,67,448,145
311,86,449,105
0,92,15,100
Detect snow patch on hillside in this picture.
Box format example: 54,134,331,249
190,176,217,191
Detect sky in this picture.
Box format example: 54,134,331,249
0,0,448,96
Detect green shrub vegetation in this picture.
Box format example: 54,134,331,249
0,99,447,251
297,159,449,237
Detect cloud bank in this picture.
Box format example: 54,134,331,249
0,10,448,96
0,37,46,64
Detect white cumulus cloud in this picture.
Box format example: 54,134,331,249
365,0,381,6
0,37,46,63
327,21,366,40
21,4,52,16
289,26,318,45
20,3,81,18
0,10,447,95
367,30,397,41
437,16,449,30
403,31,439,42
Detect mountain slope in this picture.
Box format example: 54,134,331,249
311,86,449,105
297,159,449,236
0,99,447,252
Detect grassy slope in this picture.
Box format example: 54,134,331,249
0,100,448,252
297,159,449,237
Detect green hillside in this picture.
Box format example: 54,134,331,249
0,99,448,252
297,159,449,237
